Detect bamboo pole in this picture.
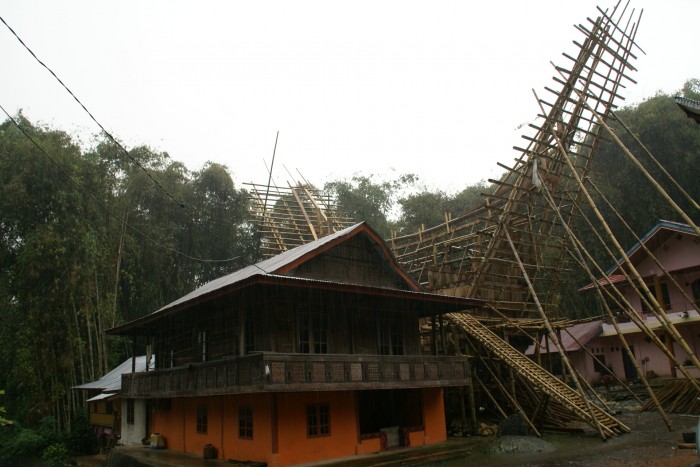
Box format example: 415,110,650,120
474,372,508,419
475,347,542,437
503,227,607,440
611,111,700,212
535,83,700,377
534,136,676,431
587,178,700,316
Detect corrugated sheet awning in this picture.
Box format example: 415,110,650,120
525,320,603,355
86,392,118,402
73,355,151,391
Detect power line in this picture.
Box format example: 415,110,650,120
0,14,241,255
0,103,240,264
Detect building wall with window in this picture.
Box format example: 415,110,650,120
87,399,118,429
120,398,148,445
149,388,445,466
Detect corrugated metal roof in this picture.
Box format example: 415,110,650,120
152,222,367,315
73,356,151,391
525,320,603,355
86,392,118,402
107,222,485,336
675,96,700,111
601,309,700,336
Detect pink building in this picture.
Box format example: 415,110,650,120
527,220,700,383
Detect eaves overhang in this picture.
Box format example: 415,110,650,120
107,274,486,336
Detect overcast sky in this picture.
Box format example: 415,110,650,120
2,1,699,193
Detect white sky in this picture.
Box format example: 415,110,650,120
2,1,699,194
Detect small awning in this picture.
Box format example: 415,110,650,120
578,275,627,292
601,309,700,336
87,392,118,402
525,320,603,355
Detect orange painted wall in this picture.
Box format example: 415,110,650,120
275,391,359,466
421,387,446,444
151,394,272,464
356,436,382,455
151,388,446,466
220,393,272,463
151,392,358,466
407,429,425,446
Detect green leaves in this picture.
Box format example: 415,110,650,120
0,114,254,429
324,173,491,237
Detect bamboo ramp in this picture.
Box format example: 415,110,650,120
446,312,630,439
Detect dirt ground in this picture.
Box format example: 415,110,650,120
436,408,700,467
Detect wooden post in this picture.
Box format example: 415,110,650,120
131,336,136,373
466,378,478,434
239,309,246,356
465,341,478,434
439,314,447,355
557,328,568,384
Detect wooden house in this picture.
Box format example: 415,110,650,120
527,220,700,383
108,222,481,466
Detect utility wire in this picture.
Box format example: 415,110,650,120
0,14,241,256
0,103,240,264
0,15,183,209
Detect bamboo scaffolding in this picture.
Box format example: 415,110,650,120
244,2,700,439
246,180,355,256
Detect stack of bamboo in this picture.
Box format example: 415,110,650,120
640,380,700,415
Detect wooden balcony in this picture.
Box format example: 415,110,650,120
121,352,471,398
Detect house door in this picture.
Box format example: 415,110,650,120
622,346,638,381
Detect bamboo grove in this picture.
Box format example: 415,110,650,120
0,116,255,430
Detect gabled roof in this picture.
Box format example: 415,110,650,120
606,220,696,276
108,222,482,335
153,222,419,315
73,356,151,392
580,220,697,292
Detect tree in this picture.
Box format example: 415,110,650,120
324,174,416,237
394,182,491,236
585,79,700,256
0,114,255,431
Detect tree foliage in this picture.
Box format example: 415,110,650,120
583,79,700,260
0,115,253,431
324,174,491,238
324,174,417,238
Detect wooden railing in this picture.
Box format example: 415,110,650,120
121,352,470,398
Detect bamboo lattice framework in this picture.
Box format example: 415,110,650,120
245,180,356,257
389,2,643,320
245,2,700,434
389,0,700,431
